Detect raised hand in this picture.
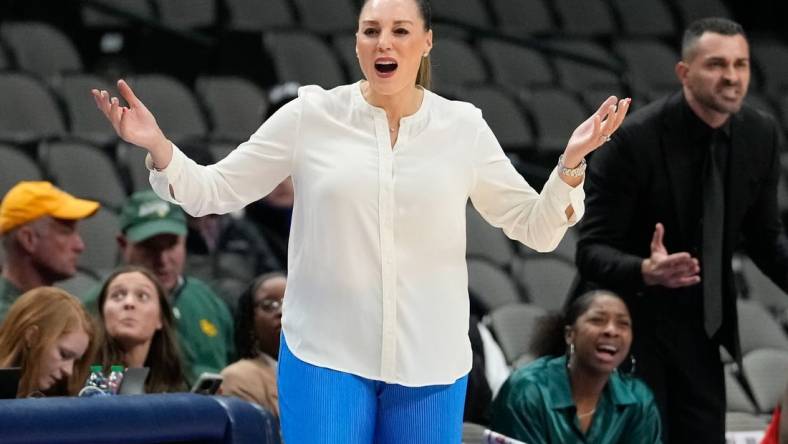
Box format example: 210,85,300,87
92,80,172,163
641,223,701,288
563,96,631,166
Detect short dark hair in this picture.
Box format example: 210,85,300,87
682,17,746,61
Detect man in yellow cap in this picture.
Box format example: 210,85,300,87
0,181,99,319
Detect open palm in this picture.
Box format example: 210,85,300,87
565,96,630,160
92,79,167,151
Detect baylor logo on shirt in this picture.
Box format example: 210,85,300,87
200,319,219,337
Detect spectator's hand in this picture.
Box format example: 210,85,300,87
642,223,701,288
92,79,173,167
562,96,631,168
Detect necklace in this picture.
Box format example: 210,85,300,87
389,127,396,132
577,408,596,418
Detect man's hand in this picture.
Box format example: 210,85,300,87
641,223,701,288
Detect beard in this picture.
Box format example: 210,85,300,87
691,81,747,115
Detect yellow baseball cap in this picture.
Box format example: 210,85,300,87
0,181,100,234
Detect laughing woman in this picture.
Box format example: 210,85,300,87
490,291,662,443
91,0,630,441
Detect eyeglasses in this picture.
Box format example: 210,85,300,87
254,298,283,313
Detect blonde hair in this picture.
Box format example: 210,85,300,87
0,287,96,397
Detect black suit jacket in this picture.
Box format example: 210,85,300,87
574,91,788,361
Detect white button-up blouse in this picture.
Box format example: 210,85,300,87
149,82,585,387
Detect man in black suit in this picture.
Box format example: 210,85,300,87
575,17,788,443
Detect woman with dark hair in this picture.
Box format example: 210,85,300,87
220,272,286,417
92,0,630,439
0,287,96,397
96,265,187,393
490,291,662,443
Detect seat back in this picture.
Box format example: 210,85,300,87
487,303,547,364
0,21,82,78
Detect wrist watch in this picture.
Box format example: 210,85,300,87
558,154,586,177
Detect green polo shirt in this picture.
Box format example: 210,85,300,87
170,276,234,384
490,355,662,444
81,275,234,386
0,275,22,321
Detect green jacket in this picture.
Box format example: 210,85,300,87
490,356,662,444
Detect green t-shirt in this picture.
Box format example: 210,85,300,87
81,276,234,385
490,355,662,444
0,275,22,322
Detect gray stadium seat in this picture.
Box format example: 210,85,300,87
488,0,556,37
514,254,576,311
487,302,548,364
155,0,216,30
674,0,733,28
522,88,588,153
264,31,347,88
332,34,365,83
614,39,681,98
195,76,268,142
739,254,788,314
462,86,534,152
468,259,522,314
466,204,516,268
431,37,487,89
549,39,622,93
477,38,554,90
292,0,356,34
737,299,788,356
81,0,156,28
0,144,44,198
610,0,677,38
521,227,578,262
0,46,9,70
0,72,67,145
77,208,121,275
38,140,128,210
53,73,119,146
430,0,492,29
116,141,152,192
725,366,757,414
126,74,209,144
751,40,788,95
741,349,788,413
224,0,294,32
554,0,615,37
0,21,82,78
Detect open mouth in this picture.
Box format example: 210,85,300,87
595,344,618,360
375,58,398,75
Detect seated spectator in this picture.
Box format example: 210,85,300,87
96,265,187,393
0,181,99,320
0,287,96,397
83,190,233,384
245,178,293,268
490,291,661,443
221,272,286,418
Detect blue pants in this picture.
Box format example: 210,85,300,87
278,334,468,444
